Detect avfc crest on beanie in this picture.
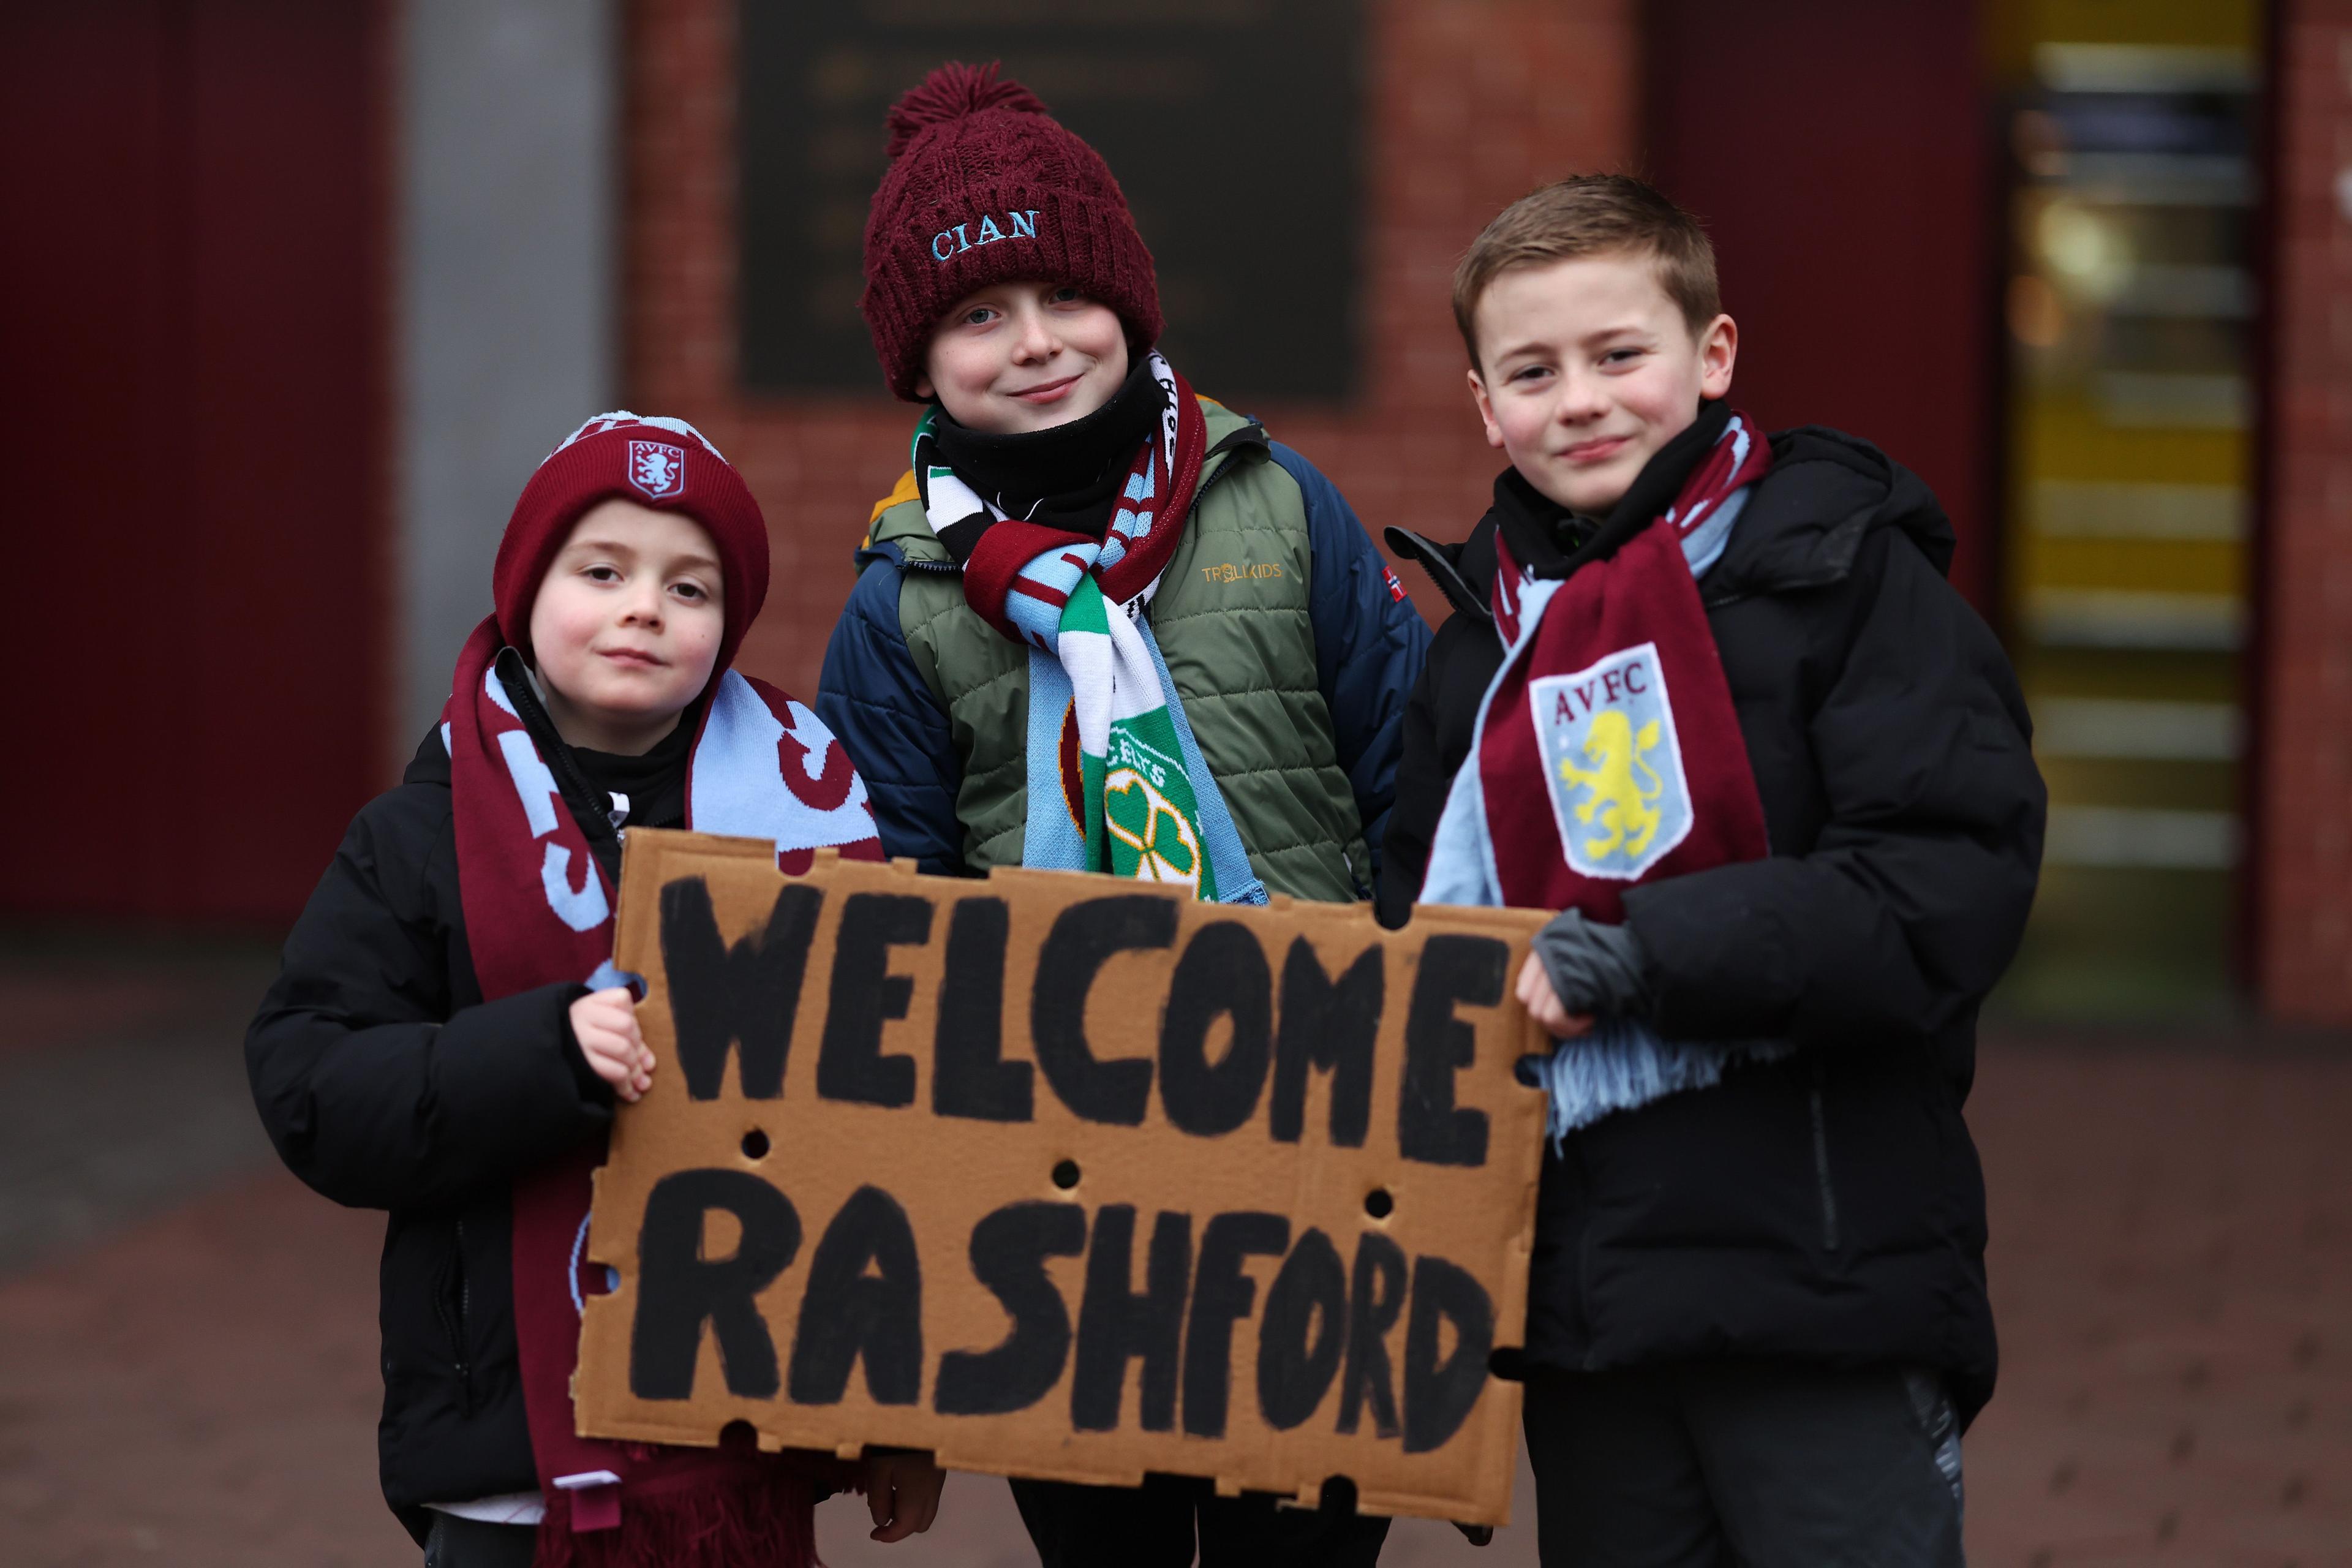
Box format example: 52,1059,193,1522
627,439,687,500
861,62,1164,401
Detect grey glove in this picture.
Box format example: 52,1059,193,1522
1531,909,1654,1020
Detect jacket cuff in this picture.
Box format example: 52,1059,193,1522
1531,909,1655,1020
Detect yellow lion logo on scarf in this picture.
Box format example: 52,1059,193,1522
1556,710,1667,862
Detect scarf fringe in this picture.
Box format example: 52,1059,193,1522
1530,1023,1794,1147
533,1472,820,1568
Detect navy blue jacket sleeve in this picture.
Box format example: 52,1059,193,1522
1271,442,1431,884
817,554,968,875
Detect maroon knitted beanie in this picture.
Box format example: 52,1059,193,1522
492,412,769,679
861,62,1163,402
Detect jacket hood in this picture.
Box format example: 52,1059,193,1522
1702,424,1956,603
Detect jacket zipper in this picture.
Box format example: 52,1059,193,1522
451,1218,474,1417
1807,1065,1841,1254
495,650,625,876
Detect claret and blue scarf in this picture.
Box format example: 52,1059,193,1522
445,413,878,1566
1420,403,1792,1141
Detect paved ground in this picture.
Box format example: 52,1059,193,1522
1,938,2344,1566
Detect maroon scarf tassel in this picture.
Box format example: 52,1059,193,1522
532,1469,829,1568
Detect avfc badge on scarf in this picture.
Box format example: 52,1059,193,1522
1428,404,1770,920
1528,641,1694,881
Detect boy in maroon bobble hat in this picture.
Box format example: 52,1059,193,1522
819,63,1421,1568
249,414,942,1566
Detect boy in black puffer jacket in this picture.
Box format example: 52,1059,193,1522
1381,177,2043,1566
247,413,935,1566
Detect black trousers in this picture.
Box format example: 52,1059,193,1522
1521,1362,1966,1568
1010,1475,1390,1568
419,1513,536,1568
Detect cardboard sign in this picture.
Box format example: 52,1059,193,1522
576,831,1549,1525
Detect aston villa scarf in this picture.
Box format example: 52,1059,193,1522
1421,408,1785,1136
443,619,879,1564
1479,407,1773,918
915,352,1264,903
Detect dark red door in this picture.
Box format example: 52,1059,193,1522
1643,0,1997,609
1,2,386,925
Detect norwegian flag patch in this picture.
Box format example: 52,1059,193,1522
1382,565,1409,605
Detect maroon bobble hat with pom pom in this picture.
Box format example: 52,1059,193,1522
861,62,1163,402
492,412,769,680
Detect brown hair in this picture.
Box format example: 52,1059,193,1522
1452,175,1721,370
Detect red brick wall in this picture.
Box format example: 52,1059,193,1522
622,0,1636,694
1642,0,1996,610
2256,0,2352,1022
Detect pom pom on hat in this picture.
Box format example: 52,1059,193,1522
861,61,1162,402
884,61,1049,158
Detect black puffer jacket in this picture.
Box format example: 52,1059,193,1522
246,665,677,1540
1381,428,2044,1422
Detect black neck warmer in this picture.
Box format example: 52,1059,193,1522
570,701,697,831
931,358,1166,537
1490,399,1732,581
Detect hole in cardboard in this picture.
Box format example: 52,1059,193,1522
1318,1474,1359,1515
1514,1054,1550,1088
741,1129,770,1161
1052,1158,1081,1191
1363,1187,1394,1221
718,1419,758,1450
1488,1346,1527,1381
